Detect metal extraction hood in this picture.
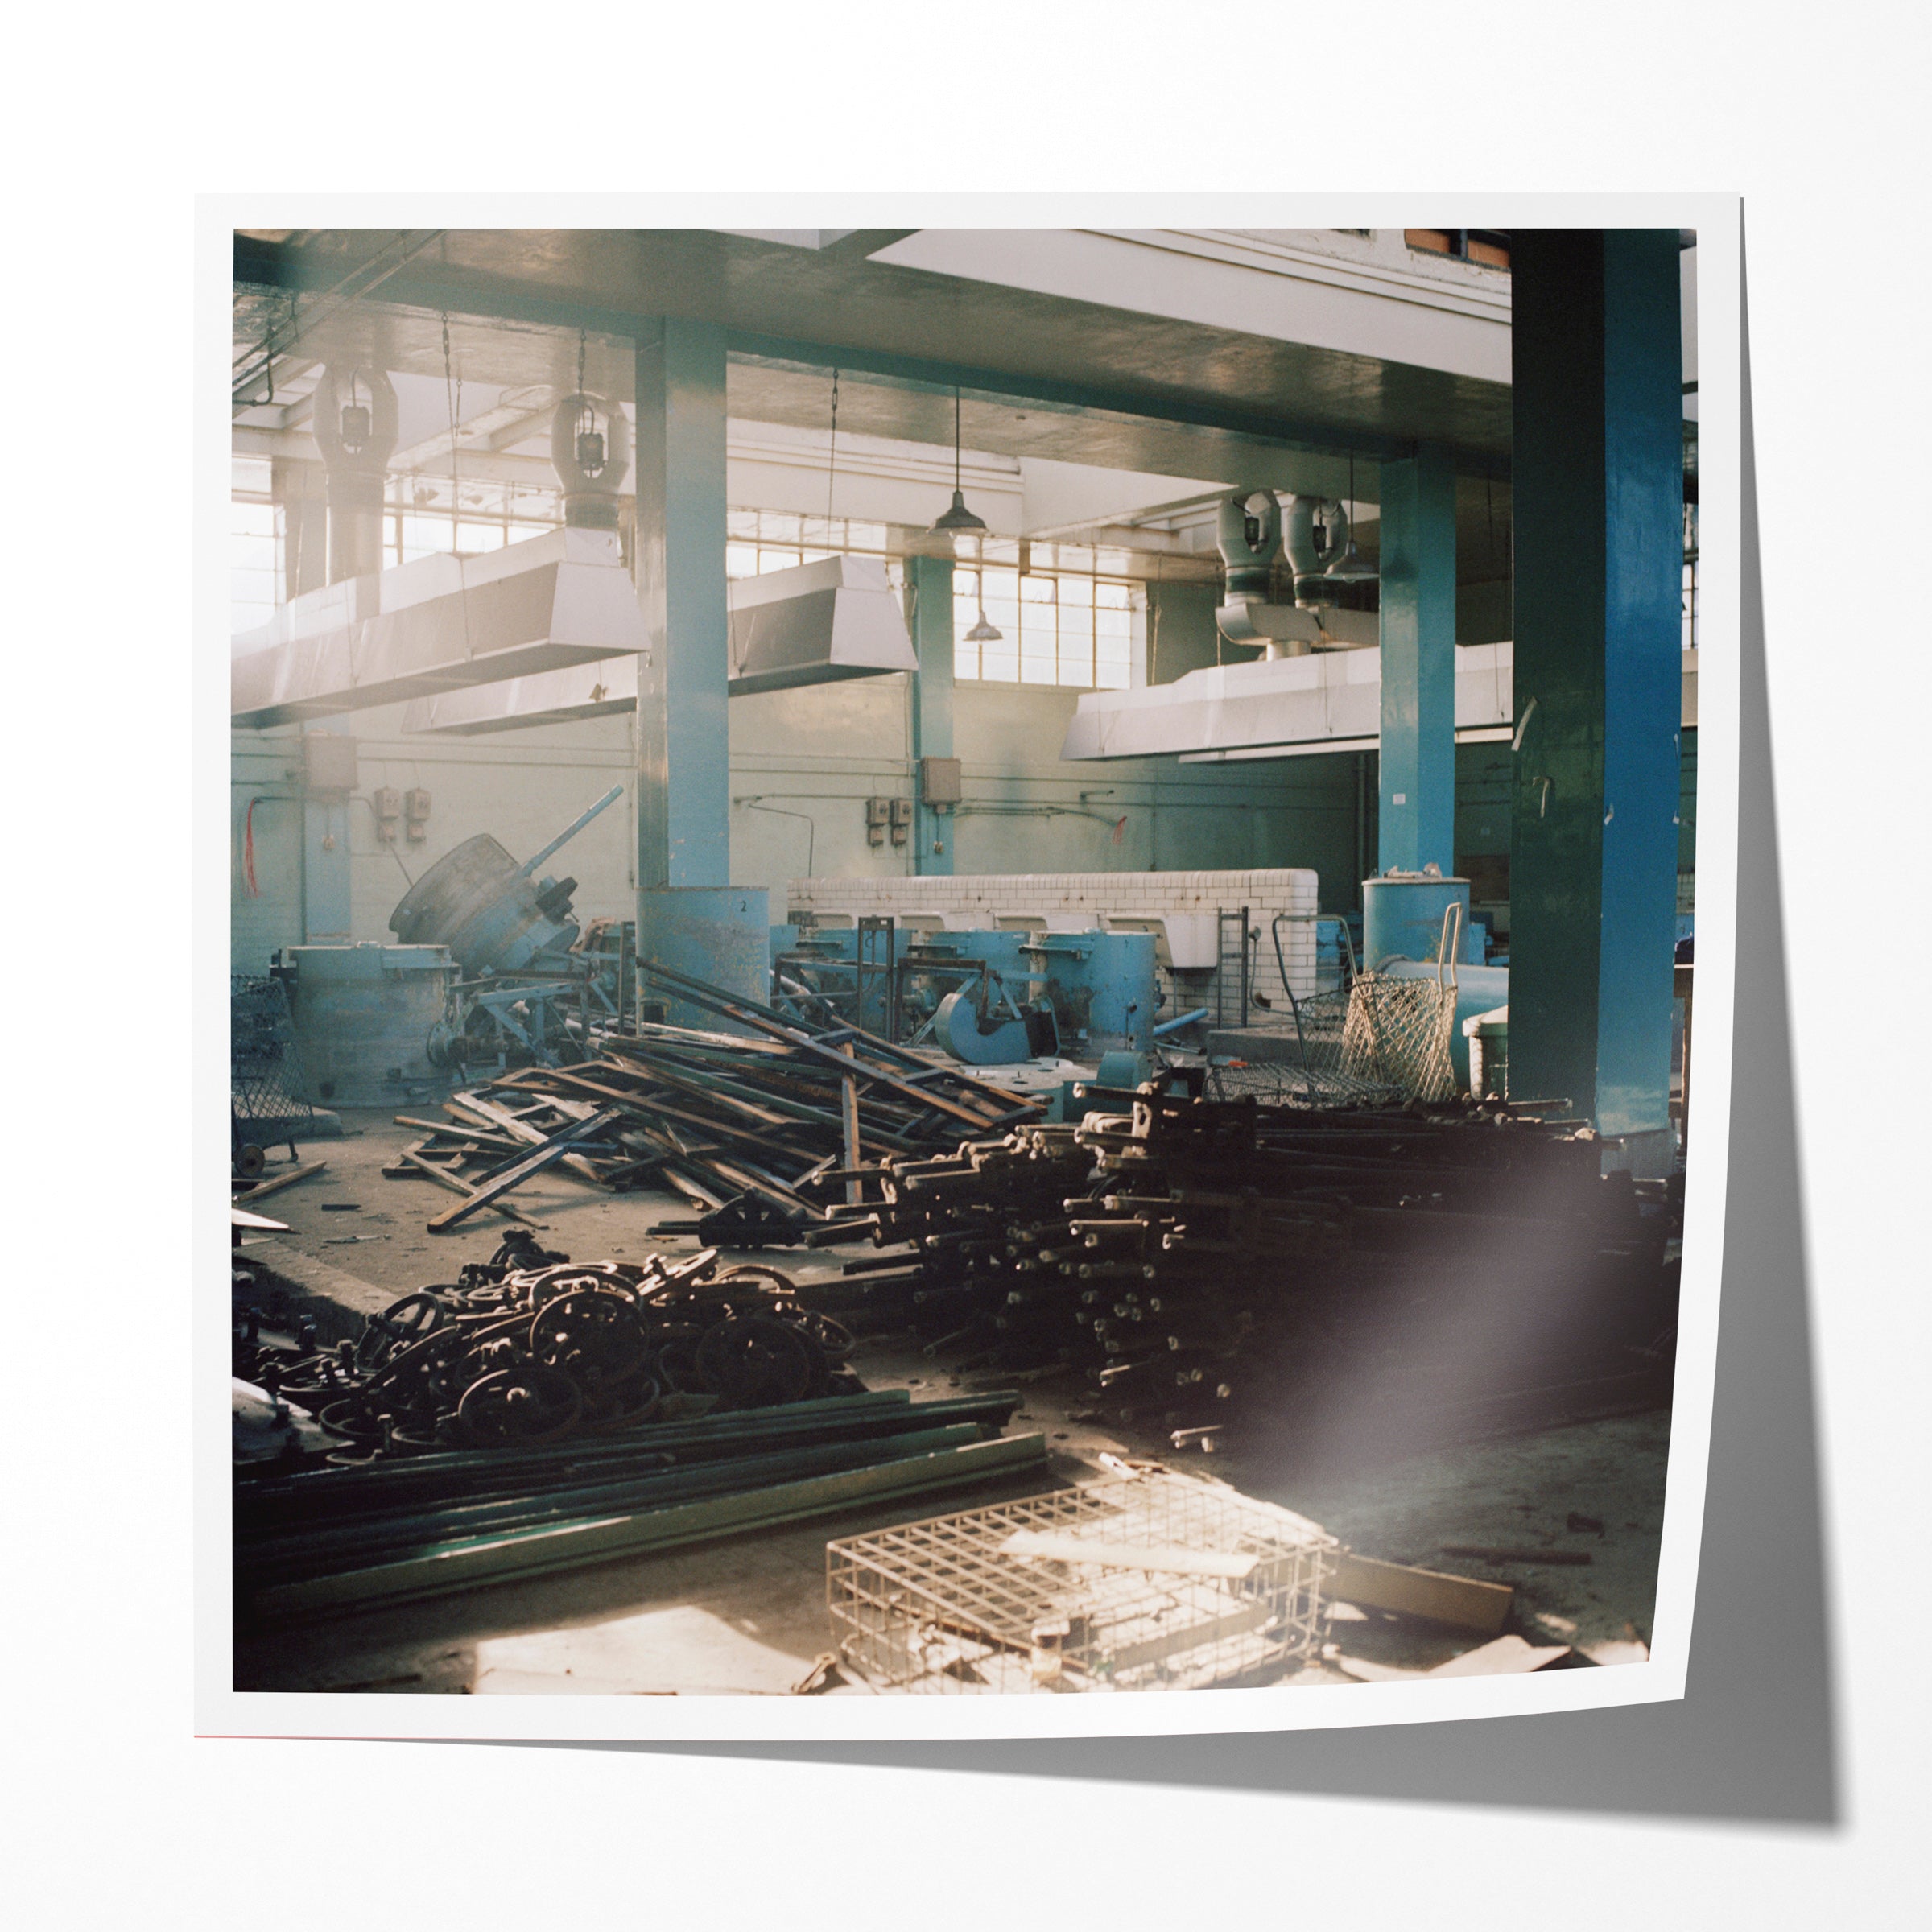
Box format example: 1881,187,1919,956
398,553,919,735
230,527,648,728
1061,643,1700,762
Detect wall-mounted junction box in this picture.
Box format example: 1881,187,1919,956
889,797,914,846
865,795,890,848
403,787,432,842
372,786,402,842
919,756,962,811
302,732,358,797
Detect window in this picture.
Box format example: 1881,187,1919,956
388,478,565,566
1404,229,1511,270
953,548,1135,690
232,457,279,636
724,510,905,590
1682,501,1699,654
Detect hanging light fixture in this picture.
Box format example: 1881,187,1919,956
965,606,1002,642
1325,448,1378,582
930,386,988,536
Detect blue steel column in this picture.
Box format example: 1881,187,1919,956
1376,445,1458,876
1509,230,1682,1147
907,554,955,874
634,317,730,893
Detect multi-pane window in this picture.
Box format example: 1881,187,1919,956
952,559,1134,689
1404,229,1511,270
232,458,280,636
389,478,561,565
725,509,901,586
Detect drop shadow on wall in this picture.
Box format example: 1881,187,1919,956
467,221,1841,1827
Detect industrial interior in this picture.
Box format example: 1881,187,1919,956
229,226,1698,1695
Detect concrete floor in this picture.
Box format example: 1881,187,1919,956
233,1108,1670,1695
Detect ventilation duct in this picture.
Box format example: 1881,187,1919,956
230,527,649,728
1214,489,1373,656
398,552,919,734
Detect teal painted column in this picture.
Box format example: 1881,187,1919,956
1509,230,1683,1147
634,317,730,892
1377,446,1458,876
906,554,956,874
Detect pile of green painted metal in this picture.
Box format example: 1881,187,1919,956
236,1387,1042,1619
804,1088,1681,1459
233,1235,1045,1619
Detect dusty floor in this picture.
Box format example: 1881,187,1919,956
233,1109,1671,1695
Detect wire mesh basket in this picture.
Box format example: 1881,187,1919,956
231,974,319,1144
1337,973,1459,1103
828,1468,1335,1694
1206,990,1406,1108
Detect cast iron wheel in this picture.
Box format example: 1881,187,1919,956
529,1290,646,1381
455,1362,584,1448
695,1314,822,1410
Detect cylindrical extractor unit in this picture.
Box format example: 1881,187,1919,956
387,784,624,976
275,943,456,1107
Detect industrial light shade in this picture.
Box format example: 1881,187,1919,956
1325,539,1377,582
965,610,1002,642
931,487,988,536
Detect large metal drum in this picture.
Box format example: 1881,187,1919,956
280,943,456,1107
1362,873,1476,969
389,834,574,976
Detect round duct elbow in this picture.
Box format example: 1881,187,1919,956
1216,490,1282,598
1284,493,1351,605
551,393,631,530
313,366,399,477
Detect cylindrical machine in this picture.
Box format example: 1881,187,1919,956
279,943,456,1106
1362,872,1475,970
389,835,578,976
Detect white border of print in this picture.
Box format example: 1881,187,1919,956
196,191,1740,1744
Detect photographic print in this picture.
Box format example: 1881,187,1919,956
208,204,1736,1738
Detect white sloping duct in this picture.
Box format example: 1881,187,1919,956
398,553,919,735
1060,644,1699,762
727,554,918,694
230,528,648,728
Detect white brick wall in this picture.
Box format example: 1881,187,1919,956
787,869,1322,1006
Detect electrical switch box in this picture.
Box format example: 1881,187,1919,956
302,732,358,797
372,786,402,842
889,797,914,846
403,787,432,842
865,796,890,848
919,756,962,810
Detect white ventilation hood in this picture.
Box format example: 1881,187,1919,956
399,553,919,735
230,527,647,728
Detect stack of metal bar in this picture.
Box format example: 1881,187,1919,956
807,1090,1680,1459
384,961,1044,1236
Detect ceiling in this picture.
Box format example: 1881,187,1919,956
233,228,1517,502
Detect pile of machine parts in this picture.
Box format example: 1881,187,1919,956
385,961,1044,1237
231,1235,1044,1618
801,1087,1681,1463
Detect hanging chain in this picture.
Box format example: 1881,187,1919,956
825,370,840,534
442,313,461,547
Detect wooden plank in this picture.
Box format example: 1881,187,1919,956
233,1160,327,1204
1327,1553,1513,1635
840,1046,862,1208
427,1108,624,1232
450,1092,609,1188
394,1149,543,1228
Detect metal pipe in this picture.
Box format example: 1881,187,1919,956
520,784,625,877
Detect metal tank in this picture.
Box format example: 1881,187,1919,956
278,943,456,1107
1362,871,1480,969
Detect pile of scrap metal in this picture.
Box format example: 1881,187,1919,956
804,1084,1681,1460
385,960,1045,1238
231,1234,1046,1618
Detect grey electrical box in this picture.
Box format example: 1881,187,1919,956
865,795,890,848
919,756,963,808
302,732,358,797
403,786,432,842
372,786,402,841
889,797,914,846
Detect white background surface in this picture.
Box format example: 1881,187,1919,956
9,4,1926,1925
